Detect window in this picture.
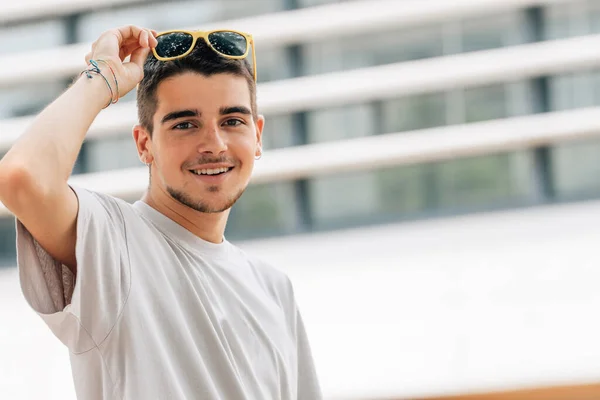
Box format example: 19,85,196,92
226,181,301,239
255,47,294,83
548,70,600,112
307,151,535,230
382,93,447,134
301,25,443,76
0,19,65,55
0,19,67,119
306,103,375,144
464,84,508,123
261,114,298,150
434,152,533,209
0,82,65,119
0,218,16,267
551,138,600,200
296,0,352,7
81,136,140,174
460,12,528,53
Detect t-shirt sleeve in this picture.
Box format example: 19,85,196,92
295,305,323,400
279,275,322,400
15,185,131,353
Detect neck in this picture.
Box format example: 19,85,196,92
141,187,230,244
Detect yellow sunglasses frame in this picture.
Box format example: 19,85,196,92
152,29,257,82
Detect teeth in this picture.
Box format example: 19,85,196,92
192,167,230,176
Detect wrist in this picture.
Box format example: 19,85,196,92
78,59,120,109
73,72,114,111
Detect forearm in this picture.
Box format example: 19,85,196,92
0,73,111,190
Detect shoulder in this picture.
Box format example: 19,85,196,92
231,245,296,304
71,186,137,223
71,185,128,211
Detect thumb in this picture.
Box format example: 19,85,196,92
126,46,151,80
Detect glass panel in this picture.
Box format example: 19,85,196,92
544,0,594,38
463,84,508,123
375,164,431,216
382,93,447,133
226,181,300,239
552,138,600,199
0,218,16,267
589,0,600,33
261,114,297,150
460,12,527,53
549,73,576,111
549,69,600,112
0,82,65,119
544,2,574,39
460,82,531,124
308,151,534,230
255,47,293,83
297,0,352,7
301,26,443,76
434,151,533,209
81,135,140,173
308,171,381,229
0,19,65,55
306,103,375,144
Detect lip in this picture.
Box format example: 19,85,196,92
189,163,235,170
188,167,233,184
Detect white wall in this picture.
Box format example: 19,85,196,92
3,200,600,399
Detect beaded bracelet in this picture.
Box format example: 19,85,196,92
80,60,113,109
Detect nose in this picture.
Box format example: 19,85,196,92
198,123,227,155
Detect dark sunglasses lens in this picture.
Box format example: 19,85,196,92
155,32,194,58
208,31,247,57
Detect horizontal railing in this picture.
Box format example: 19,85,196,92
2,33,600,152
1,106,599,217
0,0,146,24
0,0,572,87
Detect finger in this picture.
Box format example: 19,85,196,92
119,43,140,61
116,25,149,43
96,25,146,50
139,29,149,48
84,51,92,64
129,46,151,71
149,30,159,48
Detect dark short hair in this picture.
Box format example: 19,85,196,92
136,39,256,135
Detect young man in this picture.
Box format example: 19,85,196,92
0,26,322,399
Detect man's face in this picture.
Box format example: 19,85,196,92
145,72,263,213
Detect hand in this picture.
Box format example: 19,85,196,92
84,25,158,100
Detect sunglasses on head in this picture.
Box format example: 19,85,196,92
152,29,257,82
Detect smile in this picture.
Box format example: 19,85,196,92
190,167,233,176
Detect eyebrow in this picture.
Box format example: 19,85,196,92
161,109,199,125
220,106,252,116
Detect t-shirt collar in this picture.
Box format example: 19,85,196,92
132,200,231,258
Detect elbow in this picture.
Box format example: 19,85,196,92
0,162,40,213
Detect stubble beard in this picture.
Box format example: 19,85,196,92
166,185,246,214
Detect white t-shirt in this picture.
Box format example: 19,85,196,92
16,186,322,400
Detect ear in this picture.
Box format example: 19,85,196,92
254,115,265,158
132,124,154,165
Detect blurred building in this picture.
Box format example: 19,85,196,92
2,0,600,399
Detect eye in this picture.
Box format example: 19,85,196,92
173,122,196,130
223,119,244,127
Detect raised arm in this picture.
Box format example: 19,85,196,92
0,26,157,273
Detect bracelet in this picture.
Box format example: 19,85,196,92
96,59,120,104
80,60,113,109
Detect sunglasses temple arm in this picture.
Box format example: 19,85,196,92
251,41,257,82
